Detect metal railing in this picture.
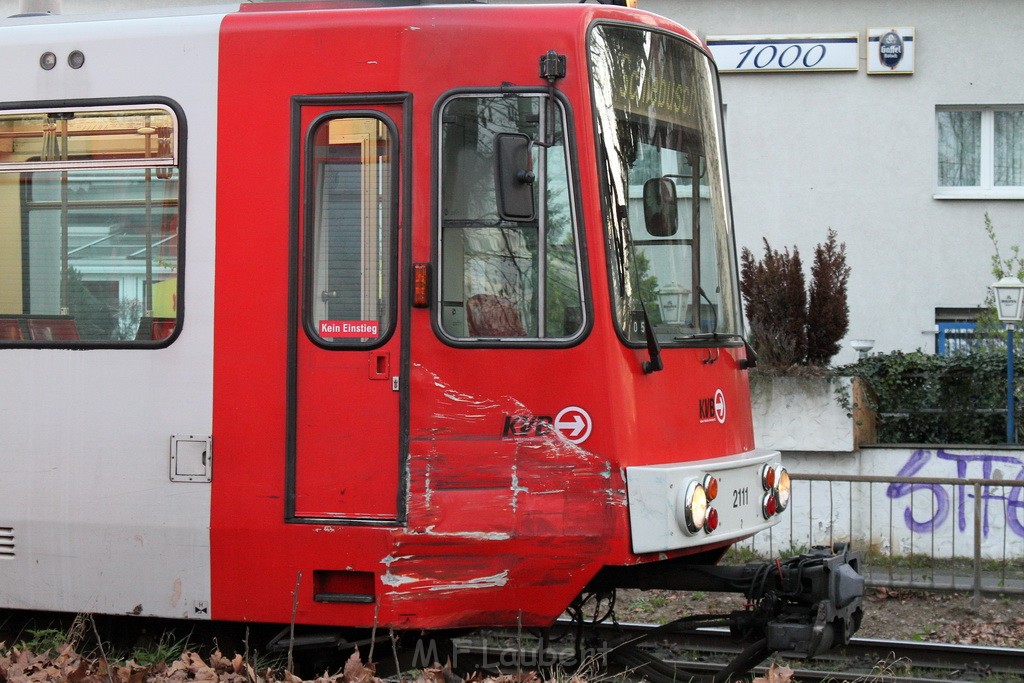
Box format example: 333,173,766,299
731,473,1024,605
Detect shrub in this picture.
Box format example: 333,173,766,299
975,212,1024,344
740,230,850,370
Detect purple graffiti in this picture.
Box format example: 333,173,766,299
886,449,1024,538
1009,486,1024,537
886,450,950,533
938,450,1024,536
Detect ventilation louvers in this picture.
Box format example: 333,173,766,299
0,527,14,558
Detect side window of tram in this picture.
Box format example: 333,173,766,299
305,116,395,345
0,107,181,344
438,95,584,340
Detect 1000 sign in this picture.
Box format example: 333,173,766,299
707,34,859,73
736,43,826,70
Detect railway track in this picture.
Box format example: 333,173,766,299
3,609,1021,682
454,621,1024,683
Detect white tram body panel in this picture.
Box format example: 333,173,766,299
0,9,224,618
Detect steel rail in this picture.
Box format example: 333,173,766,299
600,623,1024,673
456,620,1024,682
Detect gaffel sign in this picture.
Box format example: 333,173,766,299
867,27,915,74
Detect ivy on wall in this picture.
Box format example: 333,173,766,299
839,350,1023,445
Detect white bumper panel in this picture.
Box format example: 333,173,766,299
627,448,783,554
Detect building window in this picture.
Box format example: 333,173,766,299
0,104,182,344
937,106,1024,198
934,307,998,355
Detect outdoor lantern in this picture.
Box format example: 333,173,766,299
992,276,1024,444
657,284,688,325
850,339,875,359
993,276,1024,322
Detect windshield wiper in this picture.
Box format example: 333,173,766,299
673,332,742,342
640,303,664,374
698,286,718,334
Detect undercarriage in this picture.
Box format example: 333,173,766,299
576,543,865,682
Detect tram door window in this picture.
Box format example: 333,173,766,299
0,105,181,344
438,94,584,341
305,116,395,345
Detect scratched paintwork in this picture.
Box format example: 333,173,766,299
353,362,628,627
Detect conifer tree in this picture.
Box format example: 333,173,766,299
807,229,851,365
740,239,807,369
741,230,850,369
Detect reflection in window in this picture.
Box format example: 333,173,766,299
0,106,180,343
589,25,741,344
996,111,1024,187
937,110,981,187
438,94,584,340
305,116,395,345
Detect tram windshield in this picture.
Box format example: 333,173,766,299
589,24,741,346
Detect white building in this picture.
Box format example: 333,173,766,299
640,0,1024,364
7,0,1021,363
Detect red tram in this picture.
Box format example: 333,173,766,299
0,0,862,669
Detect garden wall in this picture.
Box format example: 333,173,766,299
749,445,1024,561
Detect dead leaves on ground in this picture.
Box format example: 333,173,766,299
1,644,340,683
929,616,1024,646
751,662,794,683
0,647,584,683
0,641,252,683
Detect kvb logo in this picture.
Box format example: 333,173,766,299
503,415,553,437
502,406,593,444
699,389,727,424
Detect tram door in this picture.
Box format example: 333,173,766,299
290,99,405,522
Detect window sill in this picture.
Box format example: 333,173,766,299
934,188,1024,200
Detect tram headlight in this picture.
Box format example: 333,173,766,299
677,480,708,534
775,467,792,512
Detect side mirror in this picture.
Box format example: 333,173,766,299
643,177,678,237
496,133,536,221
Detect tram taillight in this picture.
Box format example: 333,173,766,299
760,464,790,518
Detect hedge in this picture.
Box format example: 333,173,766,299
839,350,1024,445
